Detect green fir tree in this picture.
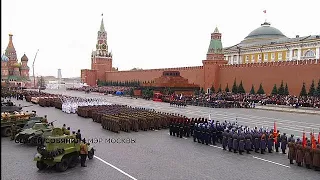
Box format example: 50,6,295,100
278,81,285,95
308,80,315,96
232,78,238,93
218,84,222,93
250,85,255,94
271,84,278,95
284,83,289,95
210,84,215,94
257,83,265,94
238,80,245,93
225,84,230,92
300,82,307,97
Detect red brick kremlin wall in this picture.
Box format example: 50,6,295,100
219,59,320,96
105,66,205,88
82,59,319,95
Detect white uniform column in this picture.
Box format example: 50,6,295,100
289,49,293,61
316,47,320,59
297,48,301,60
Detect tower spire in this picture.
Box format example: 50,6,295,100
100,13,105,32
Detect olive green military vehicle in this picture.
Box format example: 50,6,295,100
1,112,47,137
34,128,95,172
15,122,53,145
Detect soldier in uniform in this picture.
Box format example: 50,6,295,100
245,131,252,154
205,124,210,145
260,131,267,154
295,139,304,166
76,129,82,141
179,120,184,138
254,130,260,153
267,131,274,153
62,124,66,134
190,118,194,137
193,123,198,142
222,129,228,150
275,130,281,152
287,136,296,164
65,127,71,135
169,119,174,136
228,130,233,152
304,141,313,169
10,123,17,141
232,131,239,153
80,138,88,167
184,119,190,137
238,131,245,155
280,133,288,154
197,124,202,143
313,144,320,171
211,123,217,145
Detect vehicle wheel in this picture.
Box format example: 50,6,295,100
55,158,69,172
4,127,12,137
68,155,79,168
36,161,47,170
88,149,94,159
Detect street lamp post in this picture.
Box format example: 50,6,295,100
32,49,39,88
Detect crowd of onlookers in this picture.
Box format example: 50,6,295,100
171,93,320,108
67,86,133,94
66,86,320,108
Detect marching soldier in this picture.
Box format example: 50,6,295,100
190,118,194,136
280,133,288,154
267,131,274,153
245,131,252,154
295,139,304,167
193,123,198,142
275,130,281,152
211,123,217,145
169,119,173,136
313,144,320,171
304,141,313,169
287,136,296,164
205,124,210,145
228,130,233,152
222,129,228,150
260,131,267,154
238,131,245,155
254,131,260,153
232,132,239,153
179,120,184,138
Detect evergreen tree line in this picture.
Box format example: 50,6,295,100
299,79,320,97
97,79,141,87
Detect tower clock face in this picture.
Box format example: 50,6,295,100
102,44,106,50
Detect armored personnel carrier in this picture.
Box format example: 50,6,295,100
1,111,47,137
15,122,53,145
34,128,95,172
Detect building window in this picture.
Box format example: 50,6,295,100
271,53,275,61
286,51,290,60
293,49,298,57
251,55,255,62
278,52,283,60
245,55,249,63
258,54,262,62
304,50,315,58
264,53,268,61
233,55,237,64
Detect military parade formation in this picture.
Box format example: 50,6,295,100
168,117,320,170
1,88,320,175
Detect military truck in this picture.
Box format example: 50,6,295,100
34,128,95,172
15,122,53,145
1,112,47,137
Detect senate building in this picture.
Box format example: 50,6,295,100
81,17,320,96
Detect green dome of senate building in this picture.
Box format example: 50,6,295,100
241,22,287,44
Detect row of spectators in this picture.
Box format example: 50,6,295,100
67,86,133,95
67,86,320,108
170,93,320,108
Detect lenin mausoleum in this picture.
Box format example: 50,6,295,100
81,17,320,96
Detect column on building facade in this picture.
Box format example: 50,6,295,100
297,48,301,60
316,47,320,59
289,49,293,61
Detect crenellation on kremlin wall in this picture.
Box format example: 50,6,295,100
109,65,204,73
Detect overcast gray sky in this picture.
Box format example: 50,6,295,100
2,0,320,78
